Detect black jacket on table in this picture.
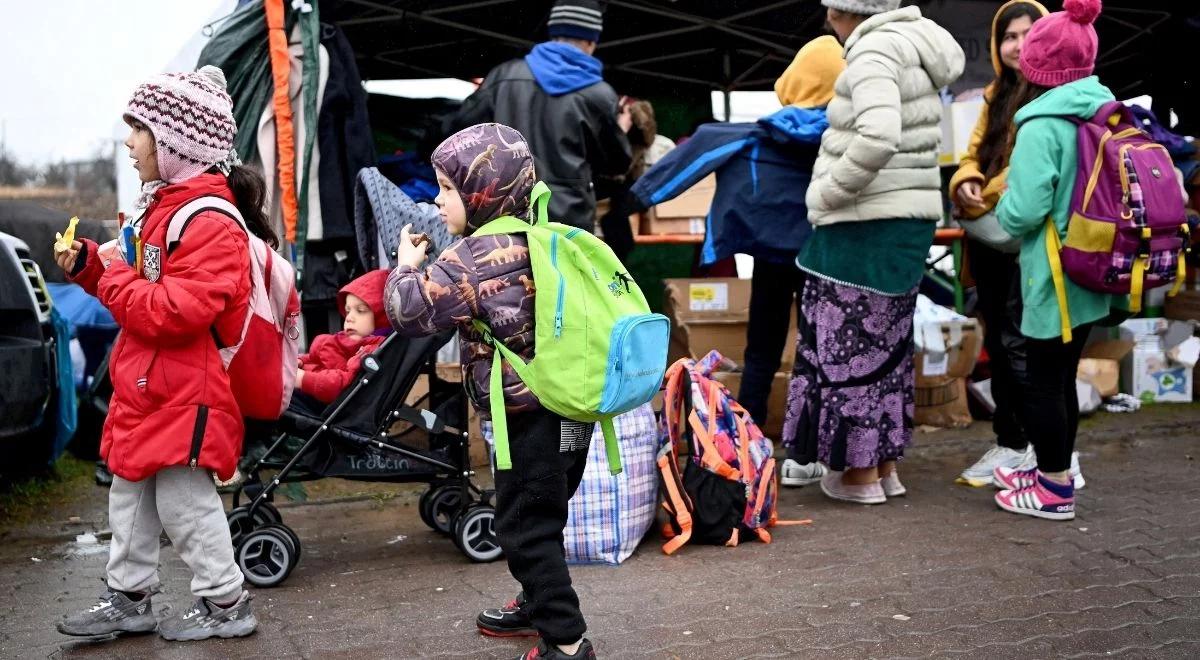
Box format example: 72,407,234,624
446,56,632,232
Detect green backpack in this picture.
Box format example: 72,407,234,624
472,182,670,475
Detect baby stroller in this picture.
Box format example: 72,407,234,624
226,331,500,588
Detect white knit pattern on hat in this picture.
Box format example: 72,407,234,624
548,1,603,31
821,0,901,15
123,65,237,184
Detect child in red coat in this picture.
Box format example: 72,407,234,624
296,269,391,405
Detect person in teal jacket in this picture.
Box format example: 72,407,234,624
991,0,1116,522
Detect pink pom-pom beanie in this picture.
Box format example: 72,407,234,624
1019,0,1102,88
123,65,237,184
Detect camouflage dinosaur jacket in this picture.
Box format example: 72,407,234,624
385,233,538,416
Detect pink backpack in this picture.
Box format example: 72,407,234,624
1049,101,1190,340
167,197,301,420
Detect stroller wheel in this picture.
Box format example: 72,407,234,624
227,504,282,547
259,522,302,562
455,505,503,563
428,485,465,535
237,526,298,588
418,487,438,531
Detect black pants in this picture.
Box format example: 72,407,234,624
1001,275,1090,474
494,409,592,645
739,260,806,449
969,241,1026,450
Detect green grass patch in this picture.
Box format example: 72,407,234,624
0,455,95,526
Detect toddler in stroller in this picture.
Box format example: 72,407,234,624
228,293,501,589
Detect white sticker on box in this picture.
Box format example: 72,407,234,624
923,351,949,376
689,218,705,234
689,283,729,312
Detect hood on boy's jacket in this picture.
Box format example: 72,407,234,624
989,0,1049,76
1012,75,1113,126
774,35,846,108
524,41,604,96
846,6,964,89
431,123,537,235
338,269,391,330
759,106,829,146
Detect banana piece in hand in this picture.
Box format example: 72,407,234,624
54,217,80,254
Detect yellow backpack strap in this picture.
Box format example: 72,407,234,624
1043,218,1073,344
1128,227,1153,314
1169,223,1189,299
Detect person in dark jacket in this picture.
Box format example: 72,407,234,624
445,0,632,233
631,35,845,487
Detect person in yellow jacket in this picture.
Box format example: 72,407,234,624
949,0,1082,491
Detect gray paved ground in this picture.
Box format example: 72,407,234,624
1,406,1198,659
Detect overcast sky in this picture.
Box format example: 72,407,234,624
0,0,231,165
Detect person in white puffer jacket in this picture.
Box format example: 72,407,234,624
807,0,965,225
784,0,964,506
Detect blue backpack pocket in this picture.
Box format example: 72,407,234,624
598,314,670,415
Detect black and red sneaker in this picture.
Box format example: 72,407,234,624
477,592,538,638
516,638,596,659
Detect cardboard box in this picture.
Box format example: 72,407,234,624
1165,288,1200,322
915,320,981,388
1125,348,1193,403
662,278,797,369
915,377,972,428
711,371,790,441
654,173,715,220
1077,339,1134,398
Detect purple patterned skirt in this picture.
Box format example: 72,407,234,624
781,275,916,470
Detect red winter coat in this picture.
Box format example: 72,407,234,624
297,332,386,404
70,174,250,482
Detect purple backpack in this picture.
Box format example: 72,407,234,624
1050,101,1190,337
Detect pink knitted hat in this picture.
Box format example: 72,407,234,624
1019,0,1102,88
123,65,237,184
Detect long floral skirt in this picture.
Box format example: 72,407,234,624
781,274,916,471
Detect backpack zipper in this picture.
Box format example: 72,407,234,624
550,233,565,337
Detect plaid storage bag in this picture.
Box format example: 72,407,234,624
483,402,658,564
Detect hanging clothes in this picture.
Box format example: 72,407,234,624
255,28,330,245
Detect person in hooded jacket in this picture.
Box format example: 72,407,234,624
992,0,1117,522
445,0,632,232
786,0,964,505
948,1,1084,491
53,66,270,642
630,35,846,488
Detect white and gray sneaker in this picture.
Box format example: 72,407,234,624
1016,450,1086,490
780,459,828,487
57,589,157,637
957,445,1032,487
158,590,257,641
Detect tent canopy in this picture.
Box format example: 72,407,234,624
320,0,1185,106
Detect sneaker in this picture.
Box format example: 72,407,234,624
1013,451,1086,490
992,465,1038,491
158,590,256,641
478,592,538,638
516,638,596,659
780,459,827,487
881,471,906,497
820,470,886,505
57,589,157,637
957,445,1031,487
995,476,1075,521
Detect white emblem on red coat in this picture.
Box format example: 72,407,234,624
143,244,161,282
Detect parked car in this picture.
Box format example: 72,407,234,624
0,231,62,473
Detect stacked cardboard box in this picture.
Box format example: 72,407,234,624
914,320,981,428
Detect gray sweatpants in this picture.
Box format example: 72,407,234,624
106,466,243,602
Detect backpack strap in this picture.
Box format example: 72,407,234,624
166,197,246,254
1043,218,1074,344
531,181,551,227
